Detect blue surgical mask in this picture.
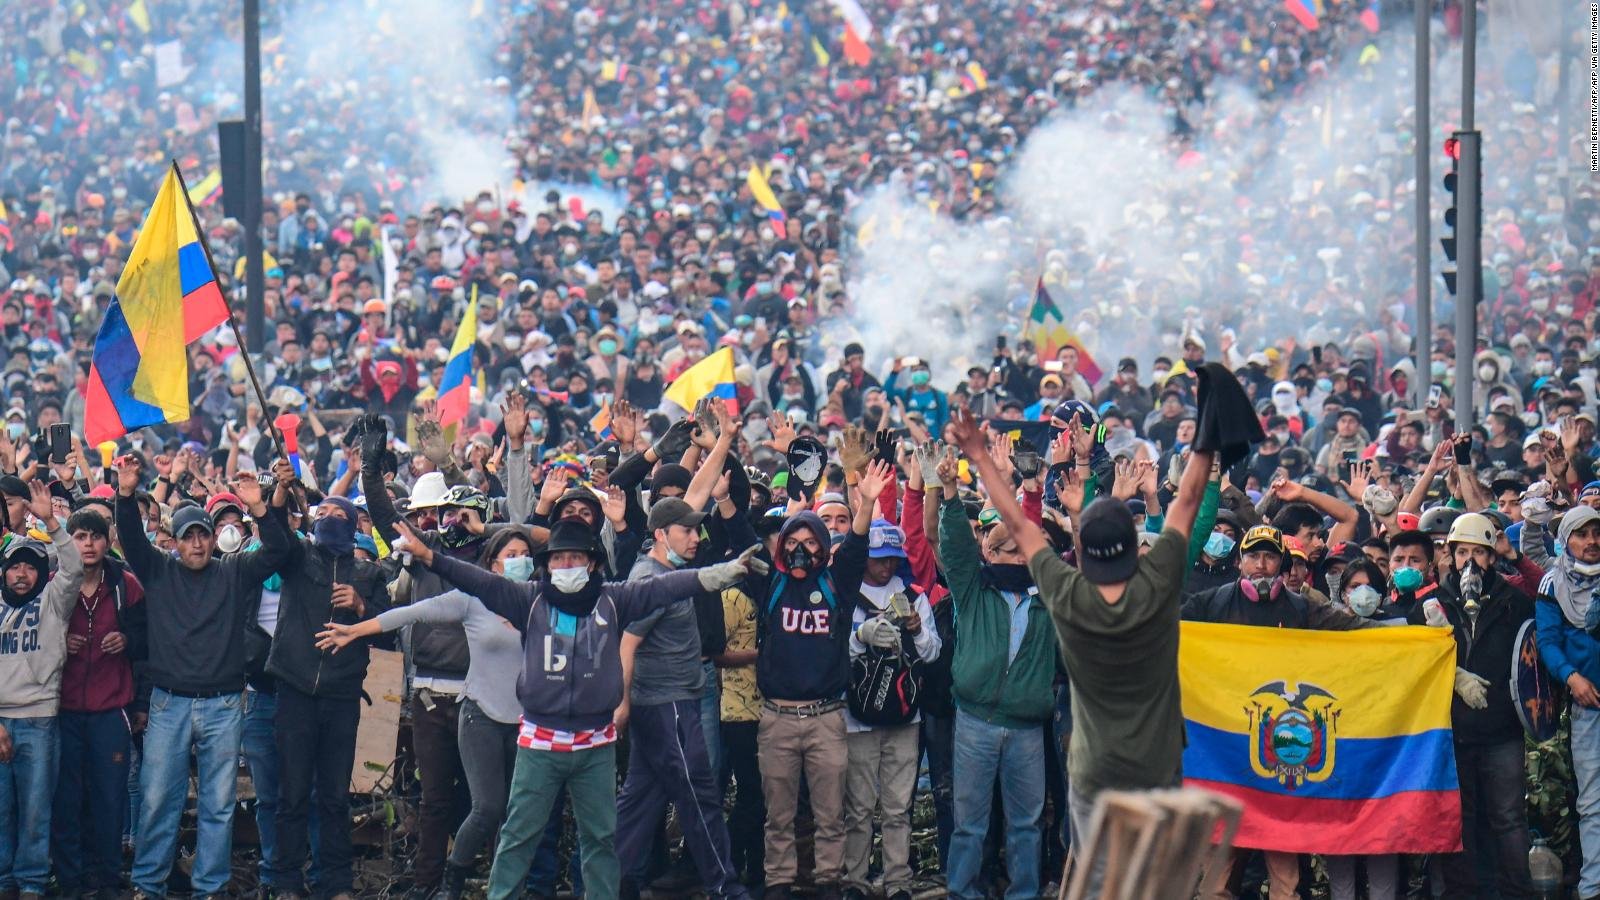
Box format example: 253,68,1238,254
529,419,545,436
1347,584,1382,617
1203,532,1236,559
1315,378,1333,394
666,547,689,567
502,556,535,582
910,371,931,387
5,423,23,441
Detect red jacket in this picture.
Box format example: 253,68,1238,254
60,563,145,714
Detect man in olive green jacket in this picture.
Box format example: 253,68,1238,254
938,497,1057,900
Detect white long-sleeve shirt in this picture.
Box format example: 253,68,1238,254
846,575,941,733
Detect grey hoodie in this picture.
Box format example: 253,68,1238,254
0,522,85,717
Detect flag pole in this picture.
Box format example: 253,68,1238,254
170,159,283,459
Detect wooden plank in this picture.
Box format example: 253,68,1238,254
351,648,406,793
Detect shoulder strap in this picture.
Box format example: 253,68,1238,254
818,572,836,609
766,573,790,617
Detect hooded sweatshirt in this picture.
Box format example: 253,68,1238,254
0,521,85,717
757,512,868,703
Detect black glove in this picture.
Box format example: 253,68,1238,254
359,414,389,462
873,429,896,468
652,418,695,461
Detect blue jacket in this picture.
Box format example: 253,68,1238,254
1535,588,1600,687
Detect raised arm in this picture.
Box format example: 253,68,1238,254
114,459,166,581
947,407,1050,560
398,520,535,626
684,399,736,511
358,415,404,543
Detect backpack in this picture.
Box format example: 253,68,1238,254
848,592,928,727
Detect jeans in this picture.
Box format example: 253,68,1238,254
52,709,131,893
452,699,517,868
132,688,245,897
0,715,59,894
721,720,765,881
1574,703,1600,896
1445,739,1536,899
700,660,722,776
616,699,744,898
947,710,1044,900
243,690,286,884
272,685,360,895
487,744,618,900
921,712,956,872
412,693,468,889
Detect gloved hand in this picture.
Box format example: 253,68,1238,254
916,442,946,490
1522,481,1555,525
1454,667,1490,709
1423,598,1449,628
1361,484,1398,517
857,616,901,650
358,414,388,463
652,419,696,462
697,546,772,591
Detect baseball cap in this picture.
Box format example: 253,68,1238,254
171,506,215,539
1239,525,1286,556
647,497,707,532
206,491,246,520
867,519,908,559
1076,498,1138,585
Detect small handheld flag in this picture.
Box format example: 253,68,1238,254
437,286,480,429
664,347,739,414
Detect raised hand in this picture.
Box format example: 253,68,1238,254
988,431,1016,485
392,520,435,566
652,417,696,461
1111,457,1139,501
916,441,948,489
1055,465,1087,516
600,486,627,525
873,429,897,467
839,425,872,475
690,398,719,450
27,479,55,527
171,448,191,477
935,446,960,489
152,454,173,478
1270,475,1304,503
233,472,265,509
540,469,573,507
116,457,142,496
762,417,797,454
1136,458,1159,496
611,398,639,447
416,409,449,466
359,413,389,462
947,407,985,456
502,391,529,449
859,458,894,502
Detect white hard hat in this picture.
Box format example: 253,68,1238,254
1446,512,1498,549
406,471,450,510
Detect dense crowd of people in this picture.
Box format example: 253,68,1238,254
1,0,1597,897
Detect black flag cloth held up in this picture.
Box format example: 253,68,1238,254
1192,362,1265,471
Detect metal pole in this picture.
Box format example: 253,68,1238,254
1413,0,1431,409
1460,0,1476,131
1455,130,1482,430
244,0,265,353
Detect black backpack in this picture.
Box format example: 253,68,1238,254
848,594,928,726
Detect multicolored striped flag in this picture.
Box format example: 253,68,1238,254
1180,622,1461,855
745,164,788,239
436,285,480,429
1023,278,1102,385
84,163,230,444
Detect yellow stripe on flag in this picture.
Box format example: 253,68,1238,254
117,169,196,422
745,165,783,212
127,0,151,32
664,347,737,412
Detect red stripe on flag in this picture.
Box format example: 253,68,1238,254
83,365,127,446
183,280,230,343
1184,779,1461,856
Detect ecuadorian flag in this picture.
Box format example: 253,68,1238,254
85,164,230,445
746,164,788,240
664,346,738,414
437,285,479,429
1180,622,1461,855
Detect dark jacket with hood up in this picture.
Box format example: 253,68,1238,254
756,512,868,703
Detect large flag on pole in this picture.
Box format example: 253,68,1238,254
1023,278,1102,385
85,163,230,445
664,346,739,413
437,285,480,429
1179,622,1461,855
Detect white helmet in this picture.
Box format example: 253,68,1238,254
406,471,450,510
1446,512,1498,549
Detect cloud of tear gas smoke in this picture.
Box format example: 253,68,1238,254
842,27,1480,381
189,0,624,213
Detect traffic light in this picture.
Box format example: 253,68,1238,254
1440,138,1460,296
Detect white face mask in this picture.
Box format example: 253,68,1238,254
549,565,590,594
1477,364,1497,382
1533,360,1555,375
216,523,244,554
1347,584,1382,617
